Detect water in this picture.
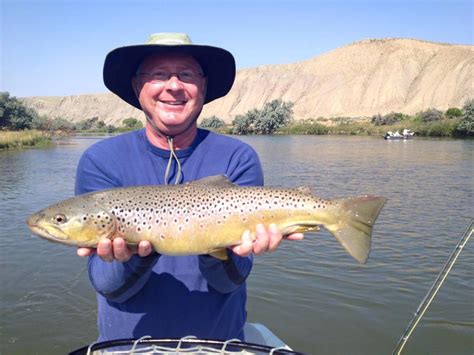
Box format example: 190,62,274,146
0,135,472,354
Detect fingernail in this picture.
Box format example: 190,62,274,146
256,224,266,233
269,223,278,234
243,230,251,239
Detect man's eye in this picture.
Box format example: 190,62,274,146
179,71,194,81
151,71,169,81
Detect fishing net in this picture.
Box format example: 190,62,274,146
69,335,305,355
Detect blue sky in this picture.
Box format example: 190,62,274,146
1,0,472,97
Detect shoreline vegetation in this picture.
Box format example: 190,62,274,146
1,92,473,150
201,99,474,138
0,130,52,150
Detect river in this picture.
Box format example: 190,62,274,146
0,134,472,354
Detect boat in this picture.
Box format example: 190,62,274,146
69,322,302,354
384,129,415,140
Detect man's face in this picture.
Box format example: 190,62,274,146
132,53,207,137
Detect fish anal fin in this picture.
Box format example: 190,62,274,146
296,186,312,194
281,224,320,236
190,175,236,188
208,248,229,260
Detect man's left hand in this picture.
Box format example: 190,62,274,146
231,223,304,257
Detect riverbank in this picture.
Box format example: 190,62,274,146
211,117,470,138
0,130,52,150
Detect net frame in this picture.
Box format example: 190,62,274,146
69,335,306,355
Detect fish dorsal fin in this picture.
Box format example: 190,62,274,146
296,185,312,194
191,175,236,188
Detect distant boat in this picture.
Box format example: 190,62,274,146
384,129,415,140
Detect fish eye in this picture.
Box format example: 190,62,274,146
53,214,67,224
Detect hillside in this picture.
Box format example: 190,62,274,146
22,38,474,125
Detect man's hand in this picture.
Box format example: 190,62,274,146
231,223,304,257
77,238,153,262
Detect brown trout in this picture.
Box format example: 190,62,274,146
26,175,386,263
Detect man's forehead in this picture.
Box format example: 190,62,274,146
139,53,202,70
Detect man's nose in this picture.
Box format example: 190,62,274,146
164,75,184,90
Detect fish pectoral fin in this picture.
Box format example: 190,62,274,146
281,224,321,236
208,248,229,260
191,175,236,188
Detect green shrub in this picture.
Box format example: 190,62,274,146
232,111,256,135
446,107,463,118
285,120,329,135
232,99,294,135
199,116,225,129
418,108,443,123
122,117,143,129
455,99,474,136
371,112,408,126
0,92,39,130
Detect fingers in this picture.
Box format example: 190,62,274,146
77,247,95,257
231,230,253,257
138,241,153,257
92,238,132,262
285,233,305,241
112,238,133,262
253,224,271,255
268,224,283,251
233,224,304,258
96,239,115,262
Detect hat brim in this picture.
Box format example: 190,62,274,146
103,44,236,110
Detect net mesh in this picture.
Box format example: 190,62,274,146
70,336,304,355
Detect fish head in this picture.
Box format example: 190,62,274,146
26,195,116,247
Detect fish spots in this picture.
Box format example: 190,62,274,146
86,183,331,244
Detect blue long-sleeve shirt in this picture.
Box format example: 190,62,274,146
75,128,264,341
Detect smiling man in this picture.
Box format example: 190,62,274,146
75,33,303,342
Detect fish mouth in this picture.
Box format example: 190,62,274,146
27,221,72,244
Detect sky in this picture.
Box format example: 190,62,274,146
1,0,472,98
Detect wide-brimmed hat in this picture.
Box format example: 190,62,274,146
103,33,236,109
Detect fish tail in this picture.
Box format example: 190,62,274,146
325,195,387,264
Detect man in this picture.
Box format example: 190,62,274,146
75,33,303,342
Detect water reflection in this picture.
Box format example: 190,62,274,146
0,135,472,354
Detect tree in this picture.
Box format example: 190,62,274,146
446,107,463,118
122,117,143,129
75,117,100,131
253,99,294,134
419,108,443,123
51,117,74,131
0,92,39,130
232,109,259,135
232,100,294,135
456,99,474,136
199,116,225,129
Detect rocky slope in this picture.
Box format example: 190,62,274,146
22,38,474,125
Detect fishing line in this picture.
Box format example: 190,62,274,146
392,219,473,354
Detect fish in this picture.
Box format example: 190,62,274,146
26,175,387,263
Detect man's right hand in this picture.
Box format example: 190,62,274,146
77,238,154,262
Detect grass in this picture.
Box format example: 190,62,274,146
0,130,52,150
273,118,463,137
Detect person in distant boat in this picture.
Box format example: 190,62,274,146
74,33,304,343
403,128,414,137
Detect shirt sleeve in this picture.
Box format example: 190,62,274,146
198,143,263,293
76,146,160,303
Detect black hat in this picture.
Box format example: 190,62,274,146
103,33,236,109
